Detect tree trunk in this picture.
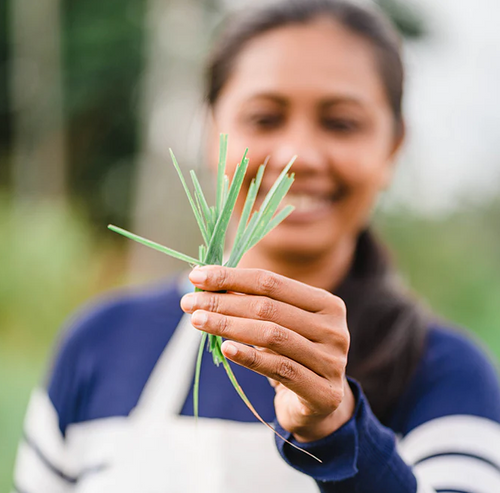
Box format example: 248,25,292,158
129,0,214,283
10,0,66,204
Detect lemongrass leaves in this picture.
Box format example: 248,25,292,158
107,226,205,266
107,135,321,462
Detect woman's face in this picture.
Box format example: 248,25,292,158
209,19,402,261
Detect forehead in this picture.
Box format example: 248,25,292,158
219,19,387,106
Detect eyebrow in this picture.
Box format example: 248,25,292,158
245,92,366,109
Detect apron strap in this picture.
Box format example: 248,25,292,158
131,313,202,421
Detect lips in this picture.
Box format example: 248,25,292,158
283,192,335,213
250,185,346,225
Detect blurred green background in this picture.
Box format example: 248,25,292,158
1,0,499,490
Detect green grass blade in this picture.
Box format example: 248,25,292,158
222,175,229,206
190,170,214,234
199,244,207,263
193,331,208,420
249,174,295,245
219,349,322,463
232,164,265,251
108,225,205,266
253,157,295,223
216,134,228,217
209,334,224,365
169,149,209,245
205,152,249,265
261,205,295,238
227,161,295,267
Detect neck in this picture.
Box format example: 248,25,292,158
236,239,356,292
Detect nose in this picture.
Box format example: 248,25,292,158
269,120,329,175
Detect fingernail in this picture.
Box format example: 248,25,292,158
223,342,238,357
189,268,207,284
180,293,196,311
191,310,208,327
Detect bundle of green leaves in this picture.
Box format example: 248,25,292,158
109,134,320,461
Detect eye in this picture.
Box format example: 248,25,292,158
321,117,359,134
245,113,284,130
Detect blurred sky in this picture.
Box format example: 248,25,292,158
388,0,500,214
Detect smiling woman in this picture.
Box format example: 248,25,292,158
12,1,500,493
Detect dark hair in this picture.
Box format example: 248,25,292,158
206,0,405,136
205,0,428,422
335,230,428,422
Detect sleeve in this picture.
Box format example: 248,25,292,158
12,389,79,493
11,300,104,493
275,330,500,493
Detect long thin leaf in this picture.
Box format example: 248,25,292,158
108,225,205,266
216,134,228,217
261,204,295,239
169,149,209,245
190,170,214,234
232,164,265,250
193,331,207,420
205,152,249,265
228,162,295,267
249,174,295,245
219,350,322,463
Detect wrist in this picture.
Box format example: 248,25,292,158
293,379,356,443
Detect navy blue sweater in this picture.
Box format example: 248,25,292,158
15,279,500,492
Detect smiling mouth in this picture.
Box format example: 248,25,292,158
274,189,346,223
283,192,334,212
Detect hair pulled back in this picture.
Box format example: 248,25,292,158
204,0,427,423
206,0,405,135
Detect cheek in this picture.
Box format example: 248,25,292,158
332,132,394,195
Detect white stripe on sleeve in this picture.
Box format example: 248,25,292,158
13,388,77,492
398,415,500,493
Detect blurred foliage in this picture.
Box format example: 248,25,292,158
62,0,145,228
0,0,424,227
0,0,10,187
0,195,126,351
377,0,427,39
0,194,126,491
376,199,500,358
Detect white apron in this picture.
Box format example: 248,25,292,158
66,313,317,492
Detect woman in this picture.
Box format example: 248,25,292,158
13,1,500,492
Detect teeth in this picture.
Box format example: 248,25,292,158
283,193,331,213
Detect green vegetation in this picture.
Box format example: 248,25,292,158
0,195,125,491
376,201,500,359
108,135,319,459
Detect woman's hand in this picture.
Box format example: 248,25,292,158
180,265,355,443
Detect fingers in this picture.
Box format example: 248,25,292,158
220,340,343,415
181,291,343,343
188,266,339,313
190,310,344,378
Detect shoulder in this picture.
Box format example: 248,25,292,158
51,278,184,357
391,324,500,435
46,277,186,434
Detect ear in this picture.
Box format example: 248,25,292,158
380,119,406,190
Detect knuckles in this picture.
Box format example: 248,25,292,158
256,270,282,295
275,359,297,382
319,290,347,316
215,314,230,336
254,298,278,321
244,346,262,370
211,267,229,290
325,385,344,411
263,323,289,348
